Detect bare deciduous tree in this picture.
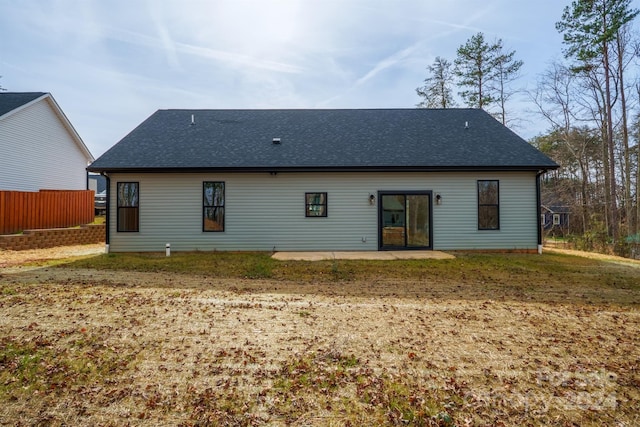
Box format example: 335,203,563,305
489,43,523,126
531,62,601,233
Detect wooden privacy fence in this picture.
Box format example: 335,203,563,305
0,189,95,235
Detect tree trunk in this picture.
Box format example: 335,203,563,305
636,144,640,236
603,40,618,239
499,67,506,125
617,34,632,236
579,159,590,233
601,121,611,234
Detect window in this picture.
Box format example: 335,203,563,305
553,213,561,225
305,192,327,217
478,180,499,230
203,182,225,231
117,182,139,232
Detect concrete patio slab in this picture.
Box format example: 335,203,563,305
271,251,455,261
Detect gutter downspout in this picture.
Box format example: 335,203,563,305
101,172,110,253
536,170,544,254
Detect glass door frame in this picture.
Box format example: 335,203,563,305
377,190,433,250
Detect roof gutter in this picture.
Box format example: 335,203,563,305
87,165,560,174
536,169,546,254
100,172,110,252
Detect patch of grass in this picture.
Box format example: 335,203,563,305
269,350,460,425
66,251,277,278
0,286,17,296
182,385,266,426
0,332,137,399
244,257,274,279
0,341,44,391
61,251,640,305
90,216,106,225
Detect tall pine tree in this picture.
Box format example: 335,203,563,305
453,32,500,109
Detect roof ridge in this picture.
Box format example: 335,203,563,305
158,107,482,112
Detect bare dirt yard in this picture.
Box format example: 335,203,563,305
0,245,639,426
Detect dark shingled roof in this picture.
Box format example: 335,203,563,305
88,108,558,172
0,92,47,117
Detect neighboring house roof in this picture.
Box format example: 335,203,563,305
0,92,94,163
88,108,558,173
0,92,46,117
541,205,570,214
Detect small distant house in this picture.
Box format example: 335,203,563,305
0,92,94,191
87,108,558,253
541,205,570,235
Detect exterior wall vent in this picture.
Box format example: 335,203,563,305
272,137,281,145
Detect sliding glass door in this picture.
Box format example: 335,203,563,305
379,192,432,249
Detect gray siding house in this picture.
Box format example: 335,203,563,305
0,92,94,191
87,109,558,253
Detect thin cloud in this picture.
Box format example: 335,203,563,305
352,6,490,88
147,1,181,70
355,42,422,86
174,42,304,74
420,18,485,34
104,26,304,74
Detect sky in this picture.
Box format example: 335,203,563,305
1,0,633,158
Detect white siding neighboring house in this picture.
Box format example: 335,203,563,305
0,92,94,191
88,109,558,253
